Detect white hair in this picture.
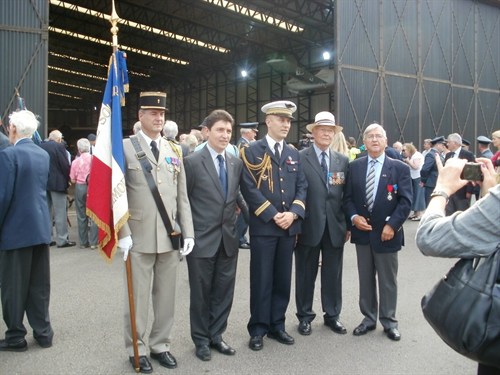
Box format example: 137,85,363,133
133,121,142,135
48,129,63,141
447,133,462,145
163,120,179,139
363,123,387,139
77,138,90,153
9,110,38,137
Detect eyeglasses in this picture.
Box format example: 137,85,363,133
364,134,385,140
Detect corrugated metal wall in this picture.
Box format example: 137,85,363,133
335,0,500,154
0,0,48,137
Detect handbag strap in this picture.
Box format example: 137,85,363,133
129,136,178,235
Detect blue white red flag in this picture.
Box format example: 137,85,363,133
86,50,129,260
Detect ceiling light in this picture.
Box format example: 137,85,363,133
323,51,331,60
50,0,229,53
49,91,82,100
202,0,303,33
49,65,107,81
241,70,248,77
49,79,101,93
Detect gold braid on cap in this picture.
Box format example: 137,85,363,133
241,147,274,193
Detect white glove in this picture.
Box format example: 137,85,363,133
118,236,133,261
180,238,195,256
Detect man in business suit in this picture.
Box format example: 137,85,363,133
444,133,474,215
240,100,307,351
39,129,75,248
184,109,243,361
294,112,350,336
420,136,446,205
118,92,195,373
344,123,412,341
0,110,54,351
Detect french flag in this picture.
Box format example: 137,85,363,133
87,50,129,260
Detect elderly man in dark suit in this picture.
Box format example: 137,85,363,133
420,136,447,205
444,133,475,215
240,100,307,351
39,129,75,248
344,123,412,342
294,112,350,336
184,109,243,362
0,110,54,351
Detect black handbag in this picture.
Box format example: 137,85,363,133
421,247,500,368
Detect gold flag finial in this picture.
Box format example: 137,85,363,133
110,0,119,49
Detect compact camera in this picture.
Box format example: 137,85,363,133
460,162,483,181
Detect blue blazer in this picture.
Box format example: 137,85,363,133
0,138,51,251
344,155,412,253
39,140,70,192
240,138,307,237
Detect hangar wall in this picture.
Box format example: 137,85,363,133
335,0,499,152
0,0,48,137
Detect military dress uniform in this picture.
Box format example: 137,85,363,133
240,135,307,339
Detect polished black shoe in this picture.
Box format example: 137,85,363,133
150,351,177,369
353,323,376,336
0,339,28,352
239,242,251,249
195,345,211,361
248,335,263,351
267,330,295,345
324,319,347,334
210,340,236,355
57,241,76,248
298,321,311,336
129,356,153,374
384,327,401,341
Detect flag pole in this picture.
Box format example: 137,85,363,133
109,1,139,372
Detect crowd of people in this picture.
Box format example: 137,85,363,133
0,99,498,374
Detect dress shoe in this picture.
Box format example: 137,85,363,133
353,323,376,336
129,356,153,374
35,338,52,348
384,327,401,341
248,335,263,351
324,319,347,334
49,241,56,247
298,321,312,336
239,242,251,249
150,351,177,368
195,345,211,361
210,340,236,355
79,244,90,249
0,339,28,352
57,241,76,248
267,330,295,345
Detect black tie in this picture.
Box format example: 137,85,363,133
320,151,328,184
217,154,228,199
150,140,159,161
274,143,280,160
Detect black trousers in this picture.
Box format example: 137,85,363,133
186,242,238,347
295,228,344,323
0,245,53,343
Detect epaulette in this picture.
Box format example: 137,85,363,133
167,139,183,160
241,146,274,192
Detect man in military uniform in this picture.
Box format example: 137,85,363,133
420,136,446,205
240,100,307,352
477,136,493,159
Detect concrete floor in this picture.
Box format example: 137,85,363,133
0,208,477,374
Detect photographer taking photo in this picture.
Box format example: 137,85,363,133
416,155,499,374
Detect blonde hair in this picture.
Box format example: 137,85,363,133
330,131,350,157
404,143,416,156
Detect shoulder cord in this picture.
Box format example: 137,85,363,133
240,147,274,192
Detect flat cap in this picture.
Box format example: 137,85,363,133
477,135,492,144
239,122,259,132
261,100,296,119
462,138,471,146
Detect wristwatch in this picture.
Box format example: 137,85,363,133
430,190,449,203
292,212,298,220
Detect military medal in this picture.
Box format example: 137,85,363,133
387,184,394,200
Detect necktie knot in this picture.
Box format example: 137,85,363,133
274,143,280,159
150,140,159,161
